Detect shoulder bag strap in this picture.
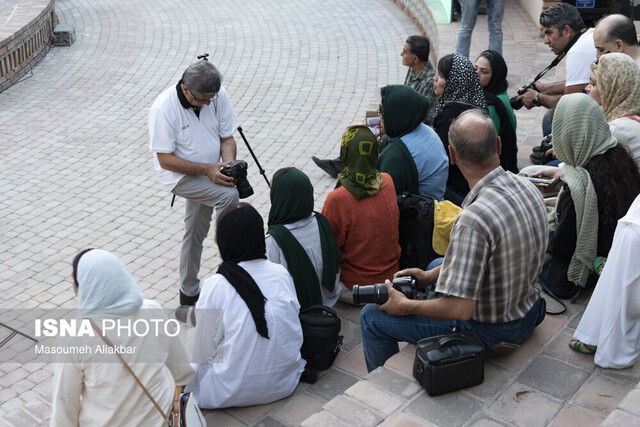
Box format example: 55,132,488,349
530,28,587,85
89,320,167,419
623,115,640,124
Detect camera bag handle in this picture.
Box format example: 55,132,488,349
528,27,587,87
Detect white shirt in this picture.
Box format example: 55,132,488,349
566,28,597,87
186,259,305,409
610,115,640,167
148,85,239,191
574,195,640,368
265,214,342,307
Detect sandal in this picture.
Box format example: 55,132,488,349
569,339,597,355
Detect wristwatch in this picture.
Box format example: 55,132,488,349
532,93,541,107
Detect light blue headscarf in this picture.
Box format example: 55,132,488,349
76,249,143,318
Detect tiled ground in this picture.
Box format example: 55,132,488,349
1,0,638,425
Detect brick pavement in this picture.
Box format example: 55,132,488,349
0,0,638,425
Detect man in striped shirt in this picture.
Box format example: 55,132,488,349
360,110,548,372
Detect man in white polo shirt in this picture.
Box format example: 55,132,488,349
148,60,239,309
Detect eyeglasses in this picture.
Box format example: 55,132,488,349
189,89,218,104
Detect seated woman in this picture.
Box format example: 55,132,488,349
321,125,401,292
570,194,640,367
588,52,640,165
538,94,640,299
376,84,449,200
525,53,640,196
187,203,305,408
52,249,194,426
432,53,488,204
266,167,342,308
474,49,518,173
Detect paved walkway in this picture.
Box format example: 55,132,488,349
1,0,639,425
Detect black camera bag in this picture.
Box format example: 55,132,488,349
397,192,439,271
299,305,343,370
413,332,484,396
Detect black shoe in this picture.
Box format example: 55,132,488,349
180,290,199,306
312,156,342,178
529,151,551,165
175,305,196,326
300,366,318,384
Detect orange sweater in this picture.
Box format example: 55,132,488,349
321,173,400,289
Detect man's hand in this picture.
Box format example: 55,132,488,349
378,280,410,316
205,162,235,187
395,266,439,289
517,89,539,109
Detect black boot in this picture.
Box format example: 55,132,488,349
180,290,199,306
311,156,343,178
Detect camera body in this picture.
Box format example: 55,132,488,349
509,83,537,110
352,276,417,305
220,160,254,199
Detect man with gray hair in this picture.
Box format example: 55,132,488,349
360,110,548,372
148,60,239,311
593,14,640,66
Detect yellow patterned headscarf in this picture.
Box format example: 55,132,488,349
591,52,640,122
337,125,383,200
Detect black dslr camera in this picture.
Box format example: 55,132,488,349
509,82,537,110
220,160,254,199
352,276,417,305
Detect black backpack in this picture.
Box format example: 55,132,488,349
397,192,439,270
299,305,343,370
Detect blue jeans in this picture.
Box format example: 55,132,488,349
456,0,505,57
360,296,541,372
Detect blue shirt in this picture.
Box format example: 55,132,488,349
401,124,449,200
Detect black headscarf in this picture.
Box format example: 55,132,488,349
477,50,518,173
216,204,269,339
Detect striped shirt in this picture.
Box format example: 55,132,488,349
404,62,437,125
435,167,548,323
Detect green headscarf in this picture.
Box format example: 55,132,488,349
267,167,342,309
376,85,428,195
552,94,618,288
337,126,383,200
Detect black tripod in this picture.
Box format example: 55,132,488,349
237,126,270,188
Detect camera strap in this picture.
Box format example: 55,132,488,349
530,27,587,86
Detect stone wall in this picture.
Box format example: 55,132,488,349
0,0,56,92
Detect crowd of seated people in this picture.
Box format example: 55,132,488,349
52,12,640,420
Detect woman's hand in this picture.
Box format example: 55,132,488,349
531,165,561,187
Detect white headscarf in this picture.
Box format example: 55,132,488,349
76,249,143,318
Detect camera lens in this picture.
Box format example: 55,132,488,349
236,178,254,199
509,95,523,110
352,283,389,305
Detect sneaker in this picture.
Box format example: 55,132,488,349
312,156,342,178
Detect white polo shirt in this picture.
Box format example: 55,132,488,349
148,85,238,191
565,28,596,87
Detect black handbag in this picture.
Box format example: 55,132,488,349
412,332,484,396
299,305,343,370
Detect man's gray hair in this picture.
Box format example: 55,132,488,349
448,109,498,165
539,3,585,33
182,60,222,96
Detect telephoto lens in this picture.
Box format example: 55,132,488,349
352,283,389,305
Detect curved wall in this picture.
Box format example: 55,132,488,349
393,0,440,65
0,0,55,92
